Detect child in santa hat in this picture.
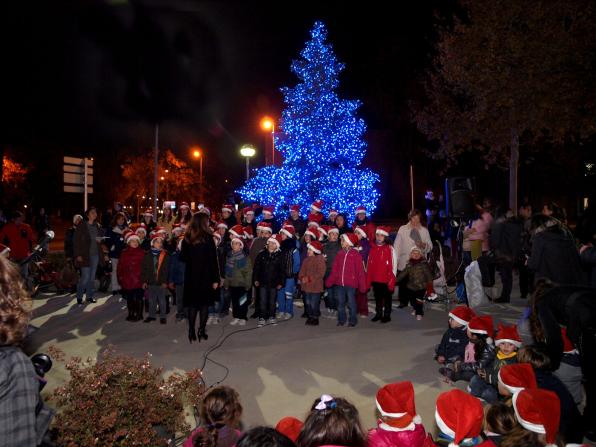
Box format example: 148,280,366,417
221,204,238,228
287,204,306,238
298,240,326,326
140,232,170,324
497,363,537,399
354,225,371,319
117,231,146,321
175,202,192,227
260,205,280,234
366,226,397,323
450,316,496,383
469,324,521,403
325,209,338,226
275,417,303,444
436,305,475,375
242,206,257,236
433,389,495,446
325,233,367,327
322,226,341,318
253,234,285,327
395,246,434,320
309,200,325,225
504,388,561,447
368,381,428,447
167,227,187,322
248,222,273,319
134,225,151,251
277,225,301,320
224,233,252,326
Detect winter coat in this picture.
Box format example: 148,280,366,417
249,237,267,266
0,222,34,261
117,246,146,290
459,342,496,374
299,255,327,293
253,249,285,289
366,243,397,291
436,326,469,361
325,248,367,293
368,423,427,447
485,352,517,386
224,251,252,290
490,217,522,263
394,223,432,271
528,225,584,284
168,250,185,286
463,212,493,252
580,245,596,287
140,238,151,252
107,225,128,259
180,238,221,308
288,216,306,238
73,221,104,267
140,250,170,286
323,240,341,279
280,239,301,279
396,260,434,292
353,218,377,241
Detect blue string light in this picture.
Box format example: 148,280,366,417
237,21,380,218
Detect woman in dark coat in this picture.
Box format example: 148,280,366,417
180,213,220,343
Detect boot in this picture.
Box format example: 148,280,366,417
135,297,144,321
371,313,382,322
125,297,134,321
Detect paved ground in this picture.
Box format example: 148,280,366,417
26,278,531,436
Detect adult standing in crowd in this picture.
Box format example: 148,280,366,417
180,213,220,343
141,209,157,233
157,205,174,235
393,209,432,308
517,203,535,298
287,205,306,239
462,201,493,265
490,208,522,303
176,202,192,227
107,212,129,295
0,211,35,279
74,207,103,305
64,214,83,260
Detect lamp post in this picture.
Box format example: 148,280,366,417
192,148,204,202
260,116,275,166
240,145,256,181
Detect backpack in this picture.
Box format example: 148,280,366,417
282,249,295,279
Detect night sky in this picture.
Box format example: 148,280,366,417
2,0,460,214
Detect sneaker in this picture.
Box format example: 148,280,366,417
268,317,277,326
238,319,247,326
411,310,416,316
276,312,283,320
206,316,214,325
86,298,97,304
257,318,265,328
311,318,319,326
416,315,423,321
143,317,156,323
283,312,292,320
305,318,314,326
427,292,438,301
212,317,220,325
359,314,368,319
230,318,240,326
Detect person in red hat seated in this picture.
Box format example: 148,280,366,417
275,416,303,443
450,316,496,384
325,233,367,327
296,394,367,447
502,388,561,447
469,324,521,403
432,389,496,446
368,381,428,447
436,305,475,379
366,226,397,323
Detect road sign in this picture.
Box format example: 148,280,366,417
64,164,94,175
64,185,94,194
63,156,95,210
64,173,94,185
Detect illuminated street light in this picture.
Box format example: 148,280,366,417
240,144,257,181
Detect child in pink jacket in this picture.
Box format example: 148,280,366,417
325,233,367,327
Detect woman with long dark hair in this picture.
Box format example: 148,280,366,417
180,213,220,343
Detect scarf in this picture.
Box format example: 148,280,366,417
497,350,517,361
226,250,245,276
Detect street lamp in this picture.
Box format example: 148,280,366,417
260,116,275,165
240,144,257,181
192,147,204,202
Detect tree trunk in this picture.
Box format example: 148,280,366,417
509,129,519,213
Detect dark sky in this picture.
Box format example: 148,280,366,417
1,0,453,205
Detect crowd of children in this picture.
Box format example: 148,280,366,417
182,375,570,447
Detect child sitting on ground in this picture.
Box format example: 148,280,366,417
368,381,428,447
436,305,475,378
298,240,326,326
469,324,521,403
296,394,366,447
184,385,243,447
483,402,517,446
395,246,434,321
449,316,496,383
497,363,537,401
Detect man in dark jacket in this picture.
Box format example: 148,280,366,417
490,210,522,303
580,244,596,287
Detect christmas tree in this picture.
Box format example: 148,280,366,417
237,21,380,218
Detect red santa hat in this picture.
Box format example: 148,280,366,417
280,224,296,239
495,323,522,348
125,230,140,245
222,204,234,213
328,226,340,235
375,226,391,238
319,225,330,238
307,240,323,255
448,305,476,327
243,206,255,216
267,234,282,250
561,328,576,354
179,202,190,210
307,212,323,226
341,233,360,247
230,235,244,249
243,226,254,239
304,227,320,241
311,200,324,212
154,226,167,236
376,381,422,430
290,204,301,213
468,315,494,344
256,222,273,234
328,209,338,217
229,225,245,239
275,417,303,443
213,232,222,242
197,207,210,216
262,206,275,217
498,363,537,395
150,232,165,244
410,246,423,255
135,225,147,236
435,389,484,447
172,224,184,236
216,221,229,230
355,206,367,216
512,389,560,447
354,225,368,239
144,209,154,217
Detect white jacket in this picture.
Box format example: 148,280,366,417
393,223,433,271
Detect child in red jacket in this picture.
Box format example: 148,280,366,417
325,233,367,327
366,226,397,323
117,231,146,321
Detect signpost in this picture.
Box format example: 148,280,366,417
63,156,94,210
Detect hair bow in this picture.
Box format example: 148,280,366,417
315,394,336,411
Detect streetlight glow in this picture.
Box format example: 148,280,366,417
260,116,274,131
192,148,202,159
240,145,256,158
